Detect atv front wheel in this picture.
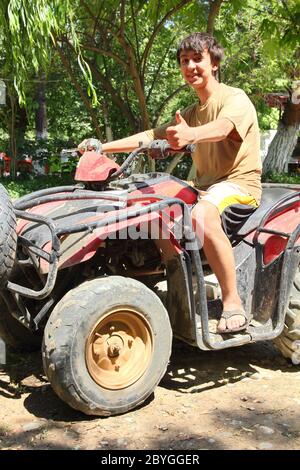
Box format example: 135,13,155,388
0,187,37,350
42,276,172,416
274,263,300,364
0,184,17,287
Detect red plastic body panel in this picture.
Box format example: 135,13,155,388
245,200,300,265
19,177,300,276
17,193,185,274
75,152,120,182
16,198,68,234
128,180,198,205
39,208,182,273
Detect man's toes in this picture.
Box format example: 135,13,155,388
217,318,227,332
231,318,239,329
218,314,247,332
227,315,246,330
237,315,246,327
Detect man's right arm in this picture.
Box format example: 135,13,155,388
79,131,151,154
79,113,177,154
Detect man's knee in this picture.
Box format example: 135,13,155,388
192,200,223,239
192,200,220,225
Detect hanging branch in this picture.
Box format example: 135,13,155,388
79,2,149,131
55,41,103,139
9,92,17,178
165,152,184,174
146,37,176,103
207,0,224,34
119,0,126,36
81,44,129,70
152,84,188,127
130,0,141,68
86,60,137,130
141,0,192,79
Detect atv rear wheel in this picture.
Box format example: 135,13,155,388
42,276,172,416
0,184,17,287
273,263,300,364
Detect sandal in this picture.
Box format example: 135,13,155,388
217,309,251,334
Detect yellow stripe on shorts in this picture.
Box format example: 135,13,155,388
218,194,258,214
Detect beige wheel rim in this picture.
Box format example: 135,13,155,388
85,308,153,390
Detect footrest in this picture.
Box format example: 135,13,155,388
0,337,6,365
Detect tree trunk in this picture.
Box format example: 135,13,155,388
87,61,137,131
263,95,300,174
262,122,299,173
101,101,113,142
15,103,28,142
122,38,155,172
35,76,48,140
207,0,224,35
165,153,184,174
187,161,196,181
8,93,17,178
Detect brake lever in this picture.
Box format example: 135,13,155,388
61,148,80,154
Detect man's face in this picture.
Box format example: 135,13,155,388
179,49,218,91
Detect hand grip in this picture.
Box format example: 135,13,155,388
148,140,195,159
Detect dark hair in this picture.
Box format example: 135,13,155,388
176,32,224,67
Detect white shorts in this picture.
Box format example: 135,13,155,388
198,181,258,214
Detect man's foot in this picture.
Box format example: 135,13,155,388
217,308,248,333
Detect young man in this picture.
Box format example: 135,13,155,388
80,32,262,333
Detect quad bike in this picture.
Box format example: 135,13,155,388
0,139,299,416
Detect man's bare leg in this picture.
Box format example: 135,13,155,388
192,200,246,332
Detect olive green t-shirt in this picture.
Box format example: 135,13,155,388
146,83,262,203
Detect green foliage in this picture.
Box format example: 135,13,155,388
262,171,300,184
44,67,94,142
0,0,299,179
0,134,81,177
254,101,280,131
259,0,300,52
1,174,74,199
3,169,299,202
70,0,205,134
0,0,96,104
215,0,299,132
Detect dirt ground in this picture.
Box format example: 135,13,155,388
0,339,300,451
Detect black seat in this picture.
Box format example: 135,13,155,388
236,187,297,236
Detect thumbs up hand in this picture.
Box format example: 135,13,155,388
166,110,197,150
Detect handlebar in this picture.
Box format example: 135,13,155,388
147,140,195,160
107,139,195,181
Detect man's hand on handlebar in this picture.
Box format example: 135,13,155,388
147,140,195,160
78,138,102,154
